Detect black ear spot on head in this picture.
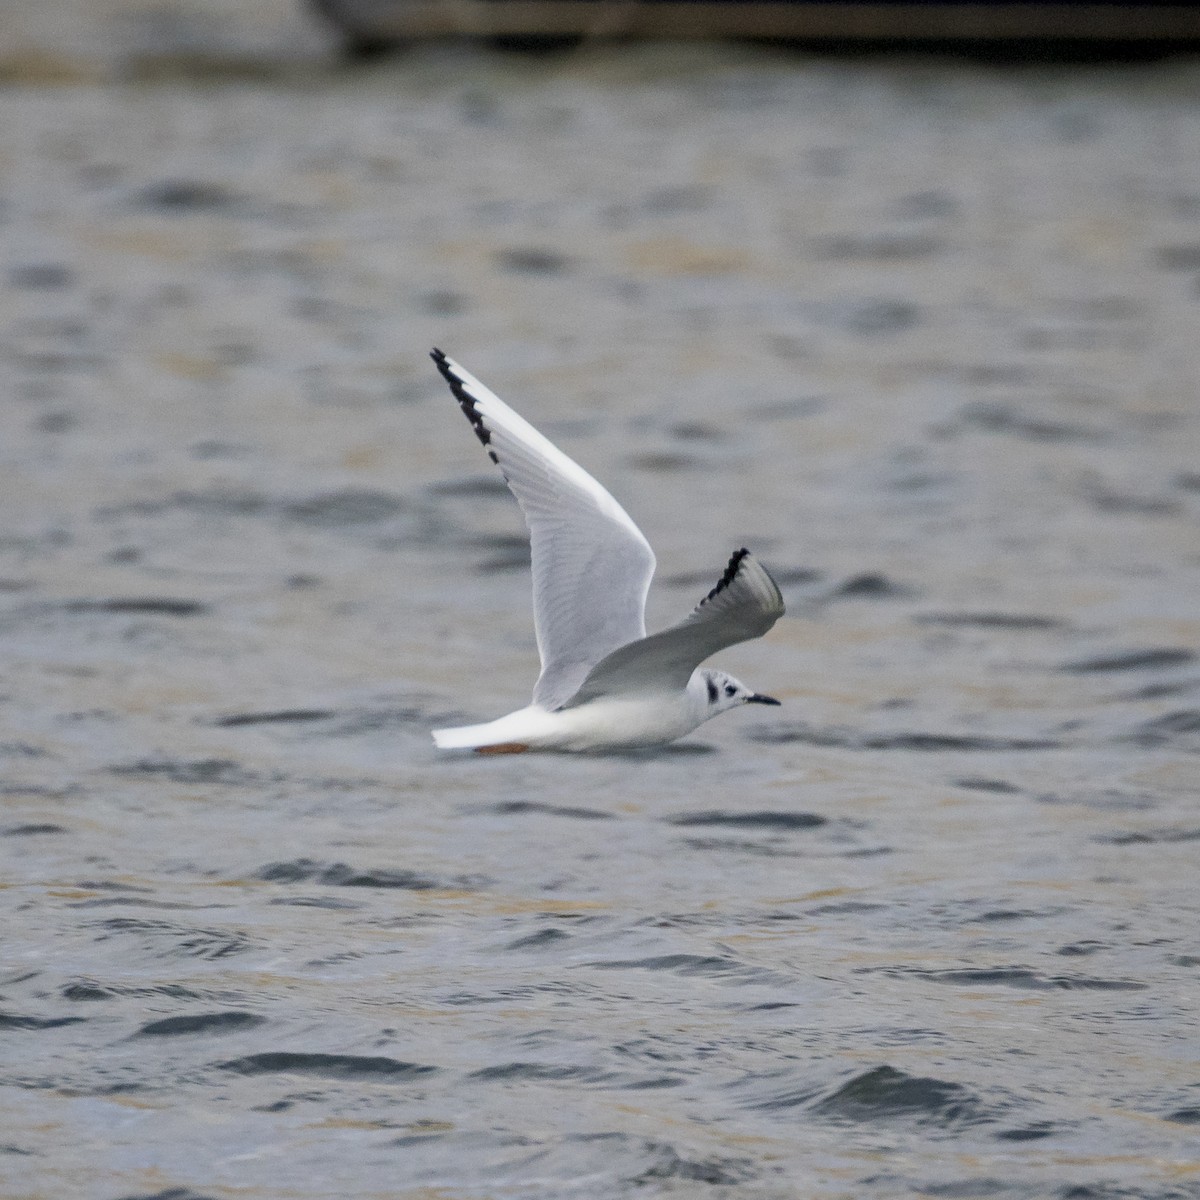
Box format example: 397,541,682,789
706,676,718,704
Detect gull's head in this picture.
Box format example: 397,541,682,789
699,668,781,716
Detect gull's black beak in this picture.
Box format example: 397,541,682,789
746,693,781,706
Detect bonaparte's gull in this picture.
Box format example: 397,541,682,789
430,349,784,754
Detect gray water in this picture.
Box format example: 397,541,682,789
2,28,1200,1200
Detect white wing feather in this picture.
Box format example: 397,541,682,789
432,350,657,711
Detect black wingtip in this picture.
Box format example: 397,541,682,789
705,547,751,602
430,347,498,461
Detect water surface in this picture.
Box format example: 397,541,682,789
2,35,1200,1200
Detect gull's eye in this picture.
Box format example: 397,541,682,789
724,684,736,697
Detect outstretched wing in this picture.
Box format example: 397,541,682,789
565,549,784,707
432,349,657,711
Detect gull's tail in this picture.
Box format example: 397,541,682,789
432,721,498,751
432,708,543,753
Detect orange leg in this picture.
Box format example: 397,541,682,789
475,742,531,755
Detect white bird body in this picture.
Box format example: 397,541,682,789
433,672,723,753
429,350,785,754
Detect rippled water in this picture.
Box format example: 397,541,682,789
3,36,1200,1200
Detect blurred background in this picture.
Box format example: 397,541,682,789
2,4,1200,1199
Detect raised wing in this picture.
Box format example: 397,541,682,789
565,549,784,706
432,349,657,711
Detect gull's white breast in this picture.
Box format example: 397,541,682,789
432,676,707,753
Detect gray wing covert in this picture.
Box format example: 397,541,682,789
565,549,784,706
